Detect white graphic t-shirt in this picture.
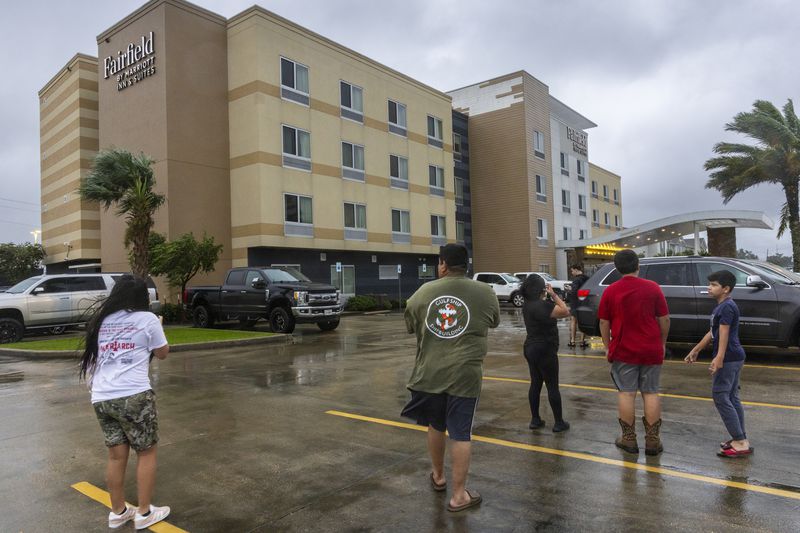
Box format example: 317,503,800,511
90,310,168,404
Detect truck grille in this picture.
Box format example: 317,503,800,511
308,293,339,305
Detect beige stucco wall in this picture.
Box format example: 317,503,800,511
588,162,623,237
227,8,456,267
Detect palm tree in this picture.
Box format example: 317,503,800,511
79,148,165,277
705,99,800,271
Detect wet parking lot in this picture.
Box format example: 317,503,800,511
1,311,799,532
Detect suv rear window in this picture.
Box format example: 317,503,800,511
600,269,621,285
69,277,106,291
643,263,691,286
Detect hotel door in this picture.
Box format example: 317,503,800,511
330,265,355,296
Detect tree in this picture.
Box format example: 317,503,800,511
0,243,45,285
705,100,800,271
79,149,165,277
150,232,223,303
767,252,793,269
736,248,758,260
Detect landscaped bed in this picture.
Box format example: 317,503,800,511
1,327,275,351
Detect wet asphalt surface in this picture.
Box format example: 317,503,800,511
1,310,799,532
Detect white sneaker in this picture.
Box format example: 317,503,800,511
108,506,136,529
134,505,171,530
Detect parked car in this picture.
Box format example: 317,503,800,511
0,273,160,343
574,256,800,348
473,272,524,307
184,266,342,334
514,272,571,297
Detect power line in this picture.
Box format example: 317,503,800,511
0,218,39,228
0,196,39,207
0,204,40,213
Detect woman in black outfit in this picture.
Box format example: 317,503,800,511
521,275,572,432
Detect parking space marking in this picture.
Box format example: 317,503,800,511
71,482,188,533
483,376,800,411
325,410,800,502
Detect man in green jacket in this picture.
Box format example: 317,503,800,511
401,244,500,512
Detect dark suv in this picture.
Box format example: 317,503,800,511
575,256,800,348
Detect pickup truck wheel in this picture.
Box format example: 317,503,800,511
193,305,215,328
317,319,340,332
511,292,525,308
269,307,296,334
0,318,24,344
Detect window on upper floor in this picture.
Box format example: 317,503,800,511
388,100,407,136
427,115,443,148
453,133,463,161
391,209,411,233
280,57,309,105
431,215,446,237
343,202,367,230
389,154,409,189
340,81,363,122
429,165,445,195
284,193,313,224
533,131,545,158
535,175,546,202
455,177,466,206
341,141,365,181
282,125,311,171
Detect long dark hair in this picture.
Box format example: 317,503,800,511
79,274,150,380
521,275,546,301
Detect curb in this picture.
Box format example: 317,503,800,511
0,334,289,359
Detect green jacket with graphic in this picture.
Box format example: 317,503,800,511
404,274,501,397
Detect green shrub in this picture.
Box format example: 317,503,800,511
345,295,379,312
160,302,184,324
389,299,407,310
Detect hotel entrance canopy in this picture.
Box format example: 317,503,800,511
557,210,774,254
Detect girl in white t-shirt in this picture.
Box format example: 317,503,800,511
79,275,171,530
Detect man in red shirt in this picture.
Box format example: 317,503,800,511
598,250,670,456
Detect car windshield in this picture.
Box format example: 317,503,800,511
739,261,797,285
264,268,311,283
5,276,42,294
501,273,520,284
538,273,556,281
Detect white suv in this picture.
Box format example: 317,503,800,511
0,274,160,343
514,272,571,297
473,272,524,307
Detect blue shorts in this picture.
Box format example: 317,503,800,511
401,390,478,441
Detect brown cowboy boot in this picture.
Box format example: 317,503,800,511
615,418,639,454
642,416,664,456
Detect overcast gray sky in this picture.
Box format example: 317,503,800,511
0,0,793,258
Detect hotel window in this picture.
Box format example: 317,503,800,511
284,193,313,237
561,190,571,213
388,100,407,136
603,184,609,201
592,209,600,226
280,57,309,105
539,264,550,274
579,229,587,240
591,180,598,198
456,221,466,242
427,115,443,148
533,131,545,158
563,227,572,241
389,154,409,189
282,125,311,171
455,177,466,206
429,165,445,196
537,218,548,245
341,142,365,181
604,212,610,226
578,194,587,216
560,152,569,176
576,160,585,182
535,175,547,202
614,214,620,228
431,215,447,245
453,133,463,161
391,208,411,244
343,202,367,240
613,188,619,204
340,81,363,123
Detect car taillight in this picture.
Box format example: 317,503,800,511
577,289,590,301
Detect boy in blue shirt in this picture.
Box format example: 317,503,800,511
685,270,752,457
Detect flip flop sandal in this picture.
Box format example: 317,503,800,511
720,439,733,450
430,472,447,492
717,447,754,458
567,341,576,348
447,489,482,512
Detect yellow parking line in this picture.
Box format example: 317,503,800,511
71,482,188,533
554,352,800,372
326,410,800,501
482,376,800,411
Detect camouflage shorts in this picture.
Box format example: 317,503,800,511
93,390,158,452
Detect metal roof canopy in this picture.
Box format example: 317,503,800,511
557,210,774,250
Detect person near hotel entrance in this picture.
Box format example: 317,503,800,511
79,275,172,530
685,270,752,458
401,244,500,512
567,264,589,348
598,250,670,456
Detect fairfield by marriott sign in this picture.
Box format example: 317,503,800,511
103,32,156,91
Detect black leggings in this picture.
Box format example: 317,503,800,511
523,342,563,422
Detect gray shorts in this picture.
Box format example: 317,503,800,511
610,362,661,393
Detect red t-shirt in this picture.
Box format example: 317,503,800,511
597,275,669,365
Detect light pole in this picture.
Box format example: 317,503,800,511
30,229,41,244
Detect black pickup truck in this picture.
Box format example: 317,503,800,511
184,267,342,334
